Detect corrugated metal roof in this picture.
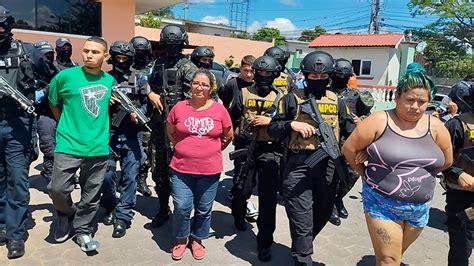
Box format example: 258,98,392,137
308,33,405,48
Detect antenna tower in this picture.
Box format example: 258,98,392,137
229,0,250,32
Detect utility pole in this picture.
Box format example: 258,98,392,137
368,0,374,34
374,0,381,34
184,0,188,20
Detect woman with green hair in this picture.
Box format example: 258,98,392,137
342,63,453,265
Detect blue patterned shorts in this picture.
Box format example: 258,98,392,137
362,182,431,228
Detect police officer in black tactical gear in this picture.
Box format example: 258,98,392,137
268,51,354,266
100,41,149,238
190,46,222,99
264,46,297,94
130,35,153,197
228,55,283,262
32,40,60,183
53,37,77,71
0,6,37,259
328,58,374,226
443,76,474,266
148,25,197,228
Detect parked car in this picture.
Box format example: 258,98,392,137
212,62,237,84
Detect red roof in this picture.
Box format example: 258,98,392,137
308,33,405,48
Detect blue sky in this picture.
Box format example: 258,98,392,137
170,0,439,38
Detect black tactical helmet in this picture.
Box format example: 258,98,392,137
109,41,135,58
449,80,473,111
334,58,354,76
252,55,281,73
300,51,335,74
0,6,14,32
130,36,152,54
160,25,189,45
191,46,215,60
264,46,289,67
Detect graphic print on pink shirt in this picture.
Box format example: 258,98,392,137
365,142,438,199
184,117,215,137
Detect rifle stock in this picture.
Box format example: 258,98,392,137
229,148,249,161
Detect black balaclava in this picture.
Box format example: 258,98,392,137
134,50,149,69
196,59,212,69
331,75,350,91
57,47,72,62
0,28,12,52
165,44,182,58
255,72,275,96
113,57,133,74
304,77,330,99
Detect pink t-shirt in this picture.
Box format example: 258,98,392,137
167,100,232,175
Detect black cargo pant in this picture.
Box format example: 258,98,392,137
232,142,281,249
149,113,171,214
446,189,474,266
138,130,151,181
281,151,338,266
37,114,57,182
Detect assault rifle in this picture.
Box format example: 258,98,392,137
300,97,348,182
229,99,265,199
0,76,36,116
111,86,151,132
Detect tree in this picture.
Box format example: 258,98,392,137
139,13,161,29
151,7,175,19
298,26,326,42
409,0,473,46
230,32,250,39
252,27,286,45
408,1,473,78
224,55,235,67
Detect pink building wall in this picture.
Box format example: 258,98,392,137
12,0,136,67
135,26,274,65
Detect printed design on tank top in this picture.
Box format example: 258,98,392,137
80,85,108,117
365,142,438,199
184,116,214,137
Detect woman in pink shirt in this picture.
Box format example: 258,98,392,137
167,69,233,260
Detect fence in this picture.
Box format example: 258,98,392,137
357,85,396,112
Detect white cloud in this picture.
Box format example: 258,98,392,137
201,16,230,25
280,0,297,6
247,21,263,33
189,0,215,3
265,18,299,37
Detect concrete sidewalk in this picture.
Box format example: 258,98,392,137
0,147,463,265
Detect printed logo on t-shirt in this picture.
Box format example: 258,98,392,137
80,85,108,117
184,117,214,137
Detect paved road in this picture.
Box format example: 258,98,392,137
0,147,465,265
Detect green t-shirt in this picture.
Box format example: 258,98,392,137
49,66,114,156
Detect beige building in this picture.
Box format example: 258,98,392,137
309,33,416,86
7,0,183,64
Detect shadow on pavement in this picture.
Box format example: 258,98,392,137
357,255,375,265
214,177,234,209
135,194,159,220
144,219,173,255
427,207,448,232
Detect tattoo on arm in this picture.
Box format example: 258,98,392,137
376,228,391,245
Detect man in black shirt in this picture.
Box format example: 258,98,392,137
219,55,255,109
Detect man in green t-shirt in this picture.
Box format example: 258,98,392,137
47,36,114,253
